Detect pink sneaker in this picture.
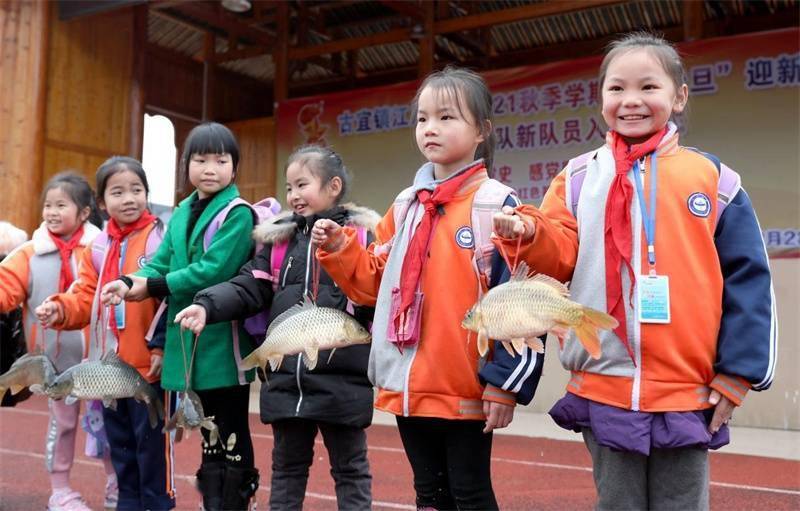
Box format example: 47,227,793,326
104,476,119,509
47,489,91,511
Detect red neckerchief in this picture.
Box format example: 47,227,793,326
48,225,85,293
393,162,484,338
605,127,666,363
99,211,157,342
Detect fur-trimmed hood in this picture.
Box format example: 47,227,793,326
253,202,381,245
32,221,101,255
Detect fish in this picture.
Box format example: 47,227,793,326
240,296,371,372
461,262,618,359
46,351,164,428
163,389,219,446
0,350,57,400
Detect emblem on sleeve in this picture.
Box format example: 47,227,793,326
687,192,711,217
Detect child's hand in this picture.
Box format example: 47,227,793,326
146,353,163,379
311,219,345,252
708,389,735,434
493,206,536,240
35,300,61,327
175,304,207,335
101,280,130,306
483,400,515,433
125,275,150,302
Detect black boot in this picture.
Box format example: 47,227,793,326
196,461,226,511
222,466,260,511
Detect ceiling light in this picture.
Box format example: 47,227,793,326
221,0,252,13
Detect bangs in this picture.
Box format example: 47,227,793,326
183,124,239,158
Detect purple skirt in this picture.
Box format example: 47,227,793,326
549,392,730,456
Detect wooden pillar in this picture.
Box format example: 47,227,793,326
202,32,216,120
273,2,289,104
682,0,704,41
0,0,50,233
417,1,435,78
129,3,147,157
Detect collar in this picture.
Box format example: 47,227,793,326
604,122,681,157
32,222,101,255
411,159,488,195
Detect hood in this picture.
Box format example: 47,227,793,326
32,222,102,255
253,202,381,245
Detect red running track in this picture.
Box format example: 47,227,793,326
1,396,798,510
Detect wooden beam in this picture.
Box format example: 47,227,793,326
170,1,274,46
418,1,435,77
202,32,215,120
288,27,410,60
379,0,422,20
273,2,289,102
682,0,704,41
129,4,148,158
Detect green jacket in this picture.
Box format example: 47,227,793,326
137,185,255,391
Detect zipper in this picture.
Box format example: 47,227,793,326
302,239,313,297
281,257,293,289
294,356,303,415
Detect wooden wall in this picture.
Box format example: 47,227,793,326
229,117,278,203
0,0,49,233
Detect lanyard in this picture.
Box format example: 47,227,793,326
632,152,657,274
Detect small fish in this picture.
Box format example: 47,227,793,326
462,262,617,359
0,350,57,400
163,389,218,446
47,351,164,428
241,296,371,372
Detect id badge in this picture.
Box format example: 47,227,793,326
114,303,126,330
638,274,670,324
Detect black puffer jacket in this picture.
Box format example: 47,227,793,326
194,204,379,428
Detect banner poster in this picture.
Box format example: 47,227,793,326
276,28,799,258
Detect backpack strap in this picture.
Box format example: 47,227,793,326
471,179,516,287
566,149,598,217
203,197,252,251
269,240,290,292
91,231,110,274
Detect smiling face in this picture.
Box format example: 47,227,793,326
285,162,341,217
601,48,688,144
100,169,148,227
42,186,89,238
415,85,485,179
188,152,234,199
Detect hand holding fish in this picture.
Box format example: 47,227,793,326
35,299,62,327
483,400,514,433
311,219,345,252
101,279,130,305
493,206,536,240
174,305,208,335
125,275,150,301
708,389,735,434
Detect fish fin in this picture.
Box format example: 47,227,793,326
573,306,617,359
511,338,526,355
528,273,570,296
174,428,183,443
65,395,78,406
268,355,283,372
477,330,489,357
239,351,261,371
303,346,319,370
184,428,191,440
29,384,44,394
226,433,237,452
163,409,181,433
550,323,570,350
327,348,336,365
501,341,516,356
146,401,159,429
525,337,545,354
10,384,24,395
266,298,314,336
208,424,219,446
102,397,118,411
509,261,532,282
0,387,6,401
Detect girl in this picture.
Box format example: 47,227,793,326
176,145,378,511
311,66,544,510
100,123,259,511
36,157,175,511
0,172,115,511
492,32,776,510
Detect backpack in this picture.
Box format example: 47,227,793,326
203,196,282,341
565,148,741,223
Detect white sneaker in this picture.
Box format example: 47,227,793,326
47,489,91,511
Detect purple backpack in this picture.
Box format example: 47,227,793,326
203,197,282,341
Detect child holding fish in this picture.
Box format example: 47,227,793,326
36,156,175,511
100,123,260,511
491,32,776,510
0,172,116,511
176,145,378,511
311,66,545,510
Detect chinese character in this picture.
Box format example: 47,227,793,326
539,120,559,147
587,79,599,107
776,53,800,87
529,163,544,183
518,87,540,114
563,118,582,144
585,117,605,142
391,106,410,128
715,60,732,77
516,123,537,149
563,81,586,109
690,64,717,95
496,125,514,151
336,110,354,136
354,109,373,132
373,107,392,131
764,230,781,247
516,187,530,200
496,165,512,184
541,84,563,112
545,161,561,179
745,58,775,90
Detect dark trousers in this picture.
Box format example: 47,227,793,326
396,416,498,511
102,381,175,511
270,418,371,511
196,385,255,468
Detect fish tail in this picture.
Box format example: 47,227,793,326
0,386,6,402
163,409,180,434
240,351,261,371
574,306,618,359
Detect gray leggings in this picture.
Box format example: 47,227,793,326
583,428,709,511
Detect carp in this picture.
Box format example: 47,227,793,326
163,389,218,446
0,350,57,400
